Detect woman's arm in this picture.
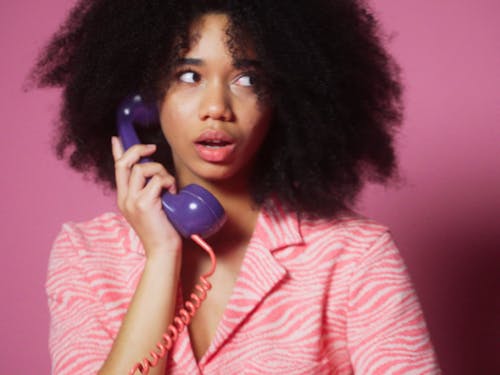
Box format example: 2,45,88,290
99,250,181,374
99,137,184,374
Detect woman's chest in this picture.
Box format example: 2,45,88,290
170,265,351,374
180,249,247,361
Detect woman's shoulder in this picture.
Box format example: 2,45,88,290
264,200,396,264
265,199,393,252
295,210,397,264
47,212,145,297
50,211,144,261
60,211,128,232
300,210,391,242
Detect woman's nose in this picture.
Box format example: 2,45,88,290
198,81,234,122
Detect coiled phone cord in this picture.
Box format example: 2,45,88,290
129,234,216,375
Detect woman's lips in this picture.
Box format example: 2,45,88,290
194,130,236,162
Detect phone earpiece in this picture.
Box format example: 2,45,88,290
117,94,226,238
117,94,159,162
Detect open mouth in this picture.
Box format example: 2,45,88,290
194,130,236,162
195,130,235,147
197,140,232,148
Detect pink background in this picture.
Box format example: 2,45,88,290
1,1,498,373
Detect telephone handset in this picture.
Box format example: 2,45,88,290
117,94,222,374
117,94,226,238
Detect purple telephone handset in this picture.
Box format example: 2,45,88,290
117,94,226,238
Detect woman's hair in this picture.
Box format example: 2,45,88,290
31,0,403,218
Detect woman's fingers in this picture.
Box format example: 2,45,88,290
112,136,157,204
128,162,176,197
111,137,127,203
111,136,124,159
111,136,177,217
137,174,176,209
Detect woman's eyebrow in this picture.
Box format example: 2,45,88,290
173,57,262,69
174,57,204,66
233,59,262,69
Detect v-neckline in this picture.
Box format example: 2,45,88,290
170,201,303,368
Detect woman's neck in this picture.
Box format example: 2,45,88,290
181,180,260,257
208,183,260,254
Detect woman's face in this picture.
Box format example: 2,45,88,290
159,13,272,188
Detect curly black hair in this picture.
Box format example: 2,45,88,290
30,0,403,218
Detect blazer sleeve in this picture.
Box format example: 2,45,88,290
46,225,114,375
346,232,440,374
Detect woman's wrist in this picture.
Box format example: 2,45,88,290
144,243,182,270
143,237,183,261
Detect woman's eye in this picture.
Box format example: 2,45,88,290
235,74,255,87
178,71,200,83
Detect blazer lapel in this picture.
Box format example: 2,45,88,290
200,200,304,365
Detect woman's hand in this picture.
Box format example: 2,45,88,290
111,136,181,258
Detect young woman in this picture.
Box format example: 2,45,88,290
32,1,439,374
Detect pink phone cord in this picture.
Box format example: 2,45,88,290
128,234,216,375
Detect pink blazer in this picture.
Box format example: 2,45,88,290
47,200,439,374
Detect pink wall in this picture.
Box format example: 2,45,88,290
1,1,498,373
